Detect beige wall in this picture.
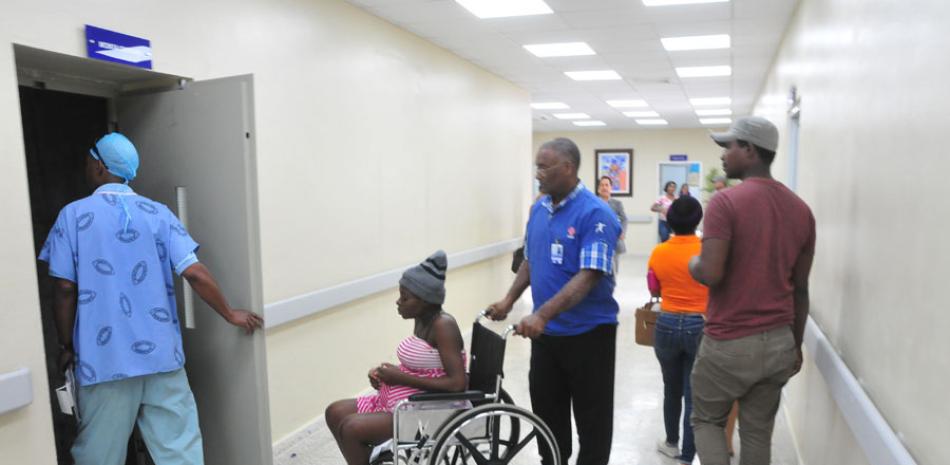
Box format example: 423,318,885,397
1,0,530,454
532,129,724,256
753,0,950,463
0,43,56,465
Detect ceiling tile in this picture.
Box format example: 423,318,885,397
344,0,801,130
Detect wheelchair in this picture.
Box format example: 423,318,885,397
369,311,562,465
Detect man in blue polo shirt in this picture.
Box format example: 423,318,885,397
488,137,621,465
39,132,263,465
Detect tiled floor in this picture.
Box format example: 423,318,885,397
276,255,800,465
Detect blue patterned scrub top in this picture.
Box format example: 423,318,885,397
39,183,199,386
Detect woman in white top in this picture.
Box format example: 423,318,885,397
651,181,677,242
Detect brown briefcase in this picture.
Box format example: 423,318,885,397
634,298,660,347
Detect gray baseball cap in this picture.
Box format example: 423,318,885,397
710,116,779,152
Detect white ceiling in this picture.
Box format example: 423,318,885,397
344,0,799,131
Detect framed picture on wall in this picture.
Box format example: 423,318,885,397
595,149,634,197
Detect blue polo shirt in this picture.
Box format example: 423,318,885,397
525,182,621,336
38,183,199,386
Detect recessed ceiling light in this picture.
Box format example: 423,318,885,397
524,42,596,58
661,34,730,51
565,70,622,81
690,97,731,106
636,119,669,125
700,117,732,125
606,99,648,108
574,121,607,127
695,108,732,116
454,0,553,19
676,66,732,78
531,102,570,110
623,111,660,118
643,0,729,6
553,113,591,120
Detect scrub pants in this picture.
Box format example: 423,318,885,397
72,369,204,465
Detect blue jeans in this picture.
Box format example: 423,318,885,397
658,220,671,242
654,313,704,463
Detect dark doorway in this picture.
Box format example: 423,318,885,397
20,85,108,465
20,86,155,465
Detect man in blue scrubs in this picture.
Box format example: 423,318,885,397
39,132,263,465
488,137,621,465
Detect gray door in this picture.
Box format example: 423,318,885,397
116,76,272,465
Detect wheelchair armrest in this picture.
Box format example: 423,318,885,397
408,390,488,402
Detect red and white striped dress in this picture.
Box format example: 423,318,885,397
356,335,466,414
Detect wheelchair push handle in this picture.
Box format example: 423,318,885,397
478,309,518,339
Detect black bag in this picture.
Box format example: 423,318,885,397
510,246,525,273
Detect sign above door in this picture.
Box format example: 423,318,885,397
85,25,152,69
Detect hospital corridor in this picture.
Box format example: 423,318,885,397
1,1,947,465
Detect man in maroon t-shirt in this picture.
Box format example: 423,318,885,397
688,116,815,465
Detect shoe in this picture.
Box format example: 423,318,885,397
657,440,680,458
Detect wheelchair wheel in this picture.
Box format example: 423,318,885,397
427,403,560,465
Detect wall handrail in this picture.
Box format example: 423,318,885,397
803,318,917,465
263,238,522,329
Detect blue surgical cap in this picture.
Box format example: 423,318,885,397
90,133,139,182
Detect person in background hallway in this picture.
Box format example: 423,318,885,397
487,138,621,465
712,175,728,194
325,251,466,465
679,183,692,198
688,116,816,465
597,175,627,274
648,196,707,465
38,132,263,465
652,181,677,242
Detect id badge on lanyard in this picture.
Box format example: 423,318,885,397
550,240,564,265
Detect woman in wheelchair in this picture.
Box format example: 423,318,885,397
325,251,467,465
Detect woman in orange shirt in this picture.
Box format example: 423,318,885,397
647,196,707,465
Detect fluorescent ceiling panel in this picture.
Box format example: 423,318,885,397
690,97,732,106
553,112,591,120
695,108,732,116
636,119,669,125
606,99,648,108
661,34,730,51
643,0,729,6
676,66,732,77
565,70,622,81
524,42,596,57
531,102,570,110
700,117,732,125
623,111,660,117
454,0,553,19
574,121,606,127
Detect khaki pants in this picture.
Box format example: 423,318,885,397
690,326,796,465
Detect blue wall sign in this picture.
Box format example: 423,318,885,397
85,25,152,69
670,154,689,161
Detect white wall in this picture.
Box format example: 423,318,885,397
753,0,950,463
532,129,724,256
0,0,531,455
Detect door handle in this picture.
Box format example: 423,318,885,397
176,187,196,330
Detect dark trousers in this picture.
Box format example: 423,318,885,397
529,324,617,465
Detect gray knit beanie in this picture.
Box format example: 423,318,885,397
399,250,447,305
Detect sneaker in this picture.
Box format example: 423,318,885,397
657,440,680,458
